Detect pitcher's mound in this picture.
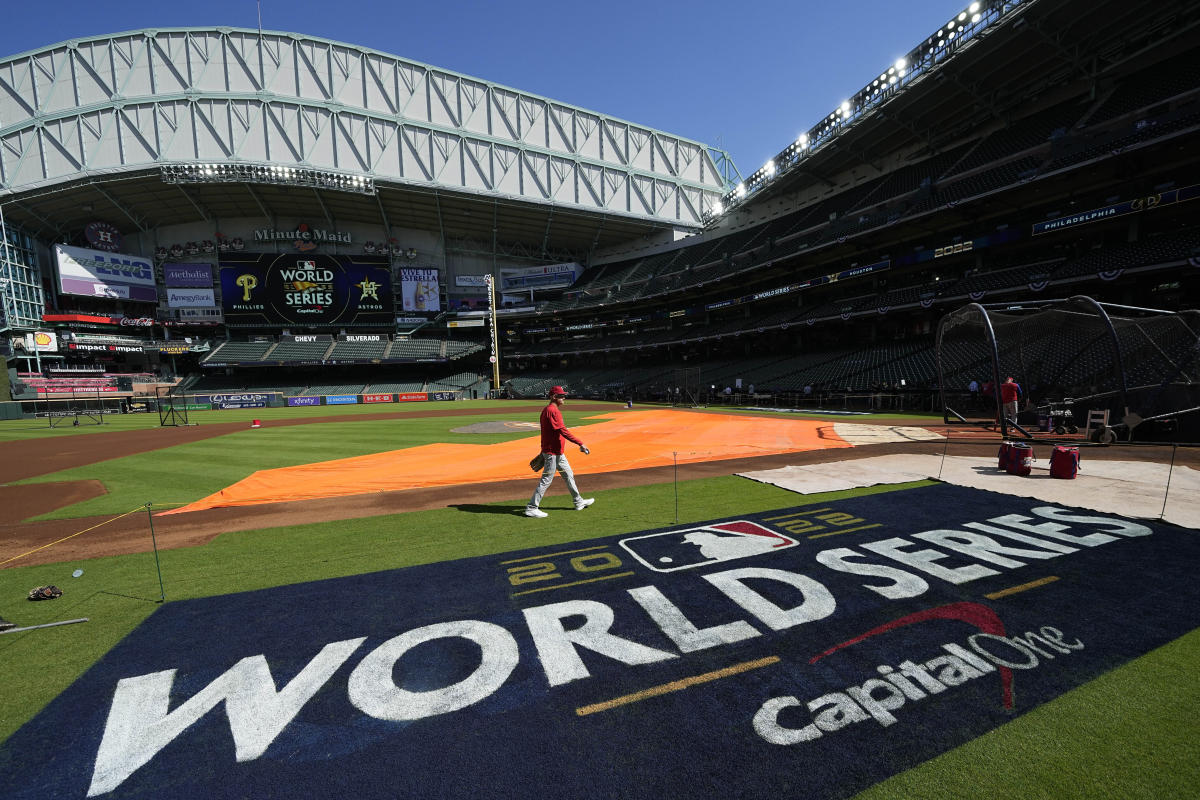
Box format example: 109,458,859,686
451,420,540,434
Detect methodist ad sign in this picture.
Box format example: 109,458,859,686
219,253,392,325
163,263,214,287
55,244,157,302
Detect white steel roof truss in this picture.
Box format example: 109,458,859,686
431,131,461,186
489,88,520,145
228,100,265,162
148,36,191,96
547,105,574,155
522,149,549,200
300,105,334,167
493,143,520,196
117,106,159,163
0,29,726,226
429,72,461,129
362,54,398,115
520,97,545,148
459,80,489,137
463,140,494,192
264,102,304,163
367,117,399,178
193,99,235,159
216,33,263,94
335,112,370,173
402,126,433,182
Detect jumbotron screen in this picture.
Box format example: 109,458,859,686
219,253,392,325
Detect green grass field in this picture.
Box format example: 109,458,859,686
0,401,1196,799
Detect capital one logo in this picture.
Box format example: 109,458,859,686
620,521,799,572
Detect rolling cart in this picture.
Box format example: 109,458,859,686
1037,400,1078,435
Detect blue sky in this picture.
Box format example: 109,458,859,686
0,0,964,177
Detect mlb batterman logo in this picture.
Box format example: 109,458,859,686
620,521,799,572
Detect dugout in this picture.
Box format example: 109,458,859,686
936,297,1200,442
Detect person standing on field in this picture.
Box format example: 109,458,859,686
525,386,594,518
999,376,1022,422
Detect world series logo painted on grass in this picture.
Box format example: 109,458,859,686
3,484,1199,799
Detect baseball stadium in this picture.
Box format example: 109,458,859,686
2,0,1199,797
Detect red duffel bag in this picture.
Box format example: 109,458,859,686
1004,442,1033,476
1049,445,1080,479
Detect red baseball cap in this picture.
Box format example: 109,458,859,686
549,385,568,397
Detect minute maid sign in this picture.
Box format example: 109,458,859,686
5,485,1199,799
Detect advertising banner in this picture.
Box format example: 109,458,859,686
167,288,217,308
219,253,392,325
400,268,441,312
325,394,359,405
198,393,272,405
163,263,214,287
500,262,580,290
362,393,394,403
429,391,457,401
216,400,266,409
287,396,322,407
55,244,157,303
397,392,428,402
23,331,58,353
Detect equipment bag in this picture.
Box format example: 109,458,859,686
1004,442,1033,476
998,441,1018,471
993,441,1012,472
1049,445,1080,479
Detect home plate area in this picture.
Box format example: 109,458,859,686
5,485,1200,799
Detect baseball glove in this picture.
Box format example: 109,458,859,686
28,585,63,601
529,453,546,472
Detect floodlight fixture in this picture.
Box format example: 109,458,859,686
160,162,377,195
764,160,776,177
735,183,746,198
969,2,979,11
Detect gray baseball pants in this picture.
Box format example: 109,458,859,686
528,453,583,509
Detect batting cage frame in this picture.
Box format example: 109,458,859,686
937,296,1200,442
671,367,701,407
37,389,112,428
157,385,192,427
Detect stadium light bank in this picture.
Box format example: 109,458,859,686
161,163,376,195
702,0,1020,225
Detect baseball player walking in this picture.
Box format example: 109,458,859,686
525,385,593,518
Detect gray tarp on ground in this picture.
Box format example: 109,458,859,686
740,454,1200,529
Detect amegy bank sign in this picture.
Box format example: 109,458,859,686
6,484,1200,799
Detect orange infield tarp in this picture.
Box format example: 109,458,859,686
164,409,852,514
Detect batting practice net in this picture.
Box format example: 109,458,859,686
937,297,1200,442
